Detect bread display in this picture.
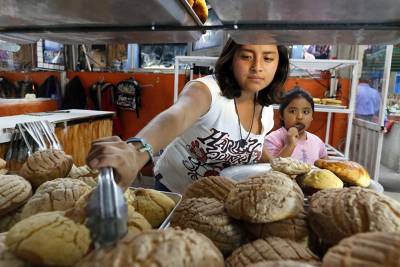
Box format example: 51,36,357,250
0,174,32,216
127,206,152,235
76,228,225,267
303,169,343,191
322,232,400,267
225,174,304,223
308,187,400,245
68,164,99,179
248,261,317,267
171,197,245,255
21,178,91,219
225,237,319,267
320,98,342,105
192,0,208,23
5,211,91,267
0,232,30,267
245,211,309,243
183,175,235,201
130,188,176,227
271,157,312,175
314,159,371,187
19,149,74,188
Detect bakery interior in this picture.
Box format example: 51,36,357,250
1,0,400,266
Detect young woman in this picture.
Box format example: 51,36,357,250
86,38,289,193
265,88,328,165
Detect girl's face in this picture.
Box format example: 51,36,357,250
282,97,313,133
232,45,279,94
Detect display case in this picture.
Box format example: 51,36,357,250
173,56,359,159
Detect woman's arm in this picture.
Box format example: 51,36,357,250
87,81,212,190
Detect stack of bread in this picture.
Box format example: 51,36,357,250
186,0,208,23
1,146,400,266
0,158,7,175
167,157,400,266
1,148,195,266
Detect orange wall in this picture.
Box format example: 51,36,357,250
66,72,187,140
0,70,350,150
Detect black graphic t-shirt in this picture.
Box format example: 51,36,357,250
154,75,274,193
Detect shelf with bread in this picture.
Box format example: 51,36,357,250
174,56,359,159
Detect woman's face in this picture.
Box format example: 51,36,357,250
282,97,313,133
232,44,279,94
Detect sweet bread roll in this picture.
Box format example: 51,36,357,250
271,157,312,175
171,197,245,255
0,232,29,267
127,206,152,235
21,178,91,219
322,232,400,267
225,237,319,267
321,98,342,105
130,188,176,227
314,159,370,187
186,0,194,7
192,0,208,23
183,175,235,201
19,149,74,188
245,211,309,243
76,228,225,267
0,174,32,216
225,174,304,223
68,164,98,179
303,169,343,190
313,98,322,104
308,187,400,245
5,211,91,267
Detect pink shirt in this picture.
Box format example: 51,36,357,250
265,127,327,165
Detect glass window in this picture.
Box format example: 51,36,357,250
139,44,187,69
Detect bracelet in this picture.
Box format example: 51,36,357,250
126,137,154,164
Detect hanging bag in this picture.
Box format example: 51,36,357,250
115,78,141,118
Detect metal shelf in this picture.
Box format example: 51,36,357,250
207,0,400,44
0,0,203,44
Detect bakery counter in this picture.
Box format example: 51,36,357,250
0,109,114,167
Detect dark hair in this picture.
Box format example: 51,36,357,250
279,87,314,126
214,38,289,106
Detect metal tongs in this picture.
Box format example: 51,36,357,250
86,167,128,248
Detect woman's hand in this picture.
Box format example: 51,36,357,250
86,136,147,191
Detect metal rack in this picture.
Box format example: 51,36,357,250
1,0,399,44
174,56,359,159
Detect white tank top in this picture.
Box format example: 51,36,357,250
154,75,274,193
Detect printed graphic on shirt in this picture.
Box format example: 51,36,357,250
183,128,262,181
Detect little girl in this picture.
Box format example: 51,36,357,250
265,88,328,164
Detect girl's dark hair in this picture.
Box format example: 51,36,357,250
279,87,315,126
214,38,289,106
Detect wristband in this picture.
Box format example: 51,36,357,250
126,137,154,164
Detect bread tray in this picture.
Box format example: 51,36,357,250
129,187,182,229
